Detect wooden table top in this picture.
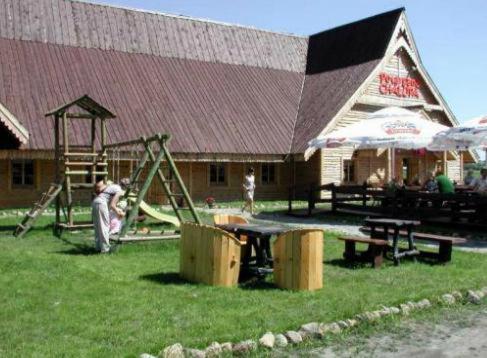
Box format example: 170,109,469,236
216,223,290,236
364,218,421,227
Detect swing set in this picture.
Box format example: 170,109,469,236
14,95,200,241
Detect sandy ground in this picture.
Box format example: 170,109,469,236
299,307,487,358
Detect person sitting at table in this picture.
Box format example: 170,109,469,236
435,171,455,194
422,172,439,193
471,168,487,194
410,175,422,187
464,170,476,186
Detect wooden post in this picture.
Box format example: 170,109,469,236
188,162,193,196
161,137,201,224
386,148,392,182
101,118,108,182
62,112,73,226
91,117,97,184
362,181,367,208
331,183,337,213
119,142,167,238
143,139,183,223
442,151,448,174
54,114,61,226
459,152,464,183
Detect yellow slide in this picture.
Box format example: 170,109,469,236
128,198,180,228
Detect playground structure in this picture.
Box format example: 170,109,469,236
14,95,200,240
104,133,201,242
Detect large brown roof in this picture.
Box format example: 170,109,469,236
291,8,403,153
0,0,406,156
0,37,302,154
0,0,307,73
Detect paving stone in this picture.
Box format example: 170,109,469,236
299,322,324,339
285,331,303,344
324,323,341,334
232,340,257,354
400,304,411,316
220,343,232,352
161,343,184,358
417,299,432,309
390,307,401,314
184,348,205,358
259,332,275,348
467,290,481,305
441,294,456,305
204,342,221,357
274,334,288,348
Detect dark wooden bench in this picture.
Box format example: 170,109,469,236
359,226,466,262
338,236,388,268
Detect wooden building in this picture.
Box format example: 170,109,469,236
0,1,474,207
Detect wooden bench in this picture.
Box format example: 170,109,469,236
359,226,466,262
338,236,388,268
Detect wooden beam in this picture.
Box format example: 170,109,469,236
103,133,171,149
62,112,73,226
66,113,97,119
54,114,60,225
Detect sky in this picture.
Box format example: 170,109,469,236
93,0,487,124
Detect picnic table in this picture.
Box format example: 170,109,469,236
364,218,420,265
215,223,289,274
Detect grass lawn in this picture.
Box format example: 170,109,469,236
1,206,486,357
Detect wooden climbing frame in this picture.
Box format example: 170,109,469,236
104,133,201,242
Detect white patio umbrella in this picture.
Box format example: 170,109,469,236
429,115,487,151
307,106,449,178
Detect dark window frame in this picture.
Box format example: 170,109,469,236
343,159,355,183
261,163,276,185
209,163,227,186
11,159,35,188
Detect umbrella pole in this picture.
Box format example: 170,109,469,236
391,148,395,181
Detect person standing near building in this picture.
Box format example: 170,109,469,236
242,168,256,215
92,178,125,253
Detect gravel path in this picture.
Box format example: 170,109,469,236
205,207,487,254
302,307,487,357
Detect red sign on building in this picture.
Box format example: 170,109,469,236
379,73,420,98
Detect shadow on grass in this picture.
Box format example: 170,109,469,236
54,235,99,256
0,225,18,234
239,277,279,291
325,258,372,270
139,271,280,290
140,272,190,285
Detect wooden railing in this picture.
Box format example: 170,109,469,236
288,183,487,226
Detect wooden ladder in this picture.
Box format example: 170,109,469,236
118,135,200,239
14,183,63,238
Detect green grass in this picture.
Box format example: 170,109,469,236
1,207,487,357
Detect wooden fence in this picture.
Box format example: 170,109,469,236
288,183,487,227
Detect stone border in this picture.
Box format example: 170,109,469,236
143,287,487,358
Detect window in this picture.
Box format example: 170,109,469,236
209,163,226,185
343,160,355,183
11,160,34,188
261,163,276,184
